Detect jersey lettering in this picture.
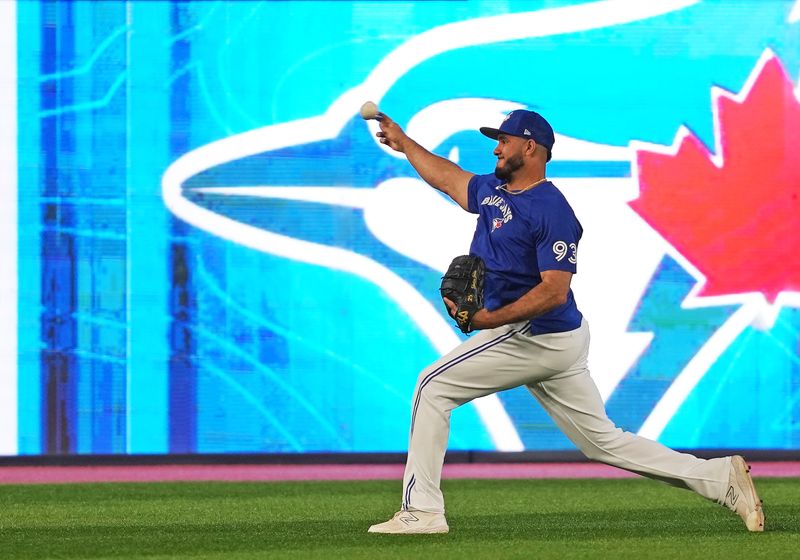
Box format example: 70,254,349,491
553,240,578,264
480,195,513,229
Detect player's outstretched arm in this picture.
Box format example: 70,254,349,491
470,270,573,330
377,113,473,211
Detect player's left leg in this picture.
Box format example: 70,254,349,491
369,319,587,534
369,325,524,534
371,322,533,533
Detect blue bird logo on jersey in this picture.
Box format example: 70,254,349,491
163,0,800,452
492,218,504,232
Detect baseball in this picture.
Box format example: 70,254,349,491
360,101,379,120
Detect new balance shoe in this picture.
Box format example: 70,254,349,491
723,455,765,532
368,510,449,534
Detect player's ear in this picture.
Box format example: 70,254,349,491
525,138,536,156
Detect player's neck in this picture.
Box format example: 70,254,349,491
504,173,547,194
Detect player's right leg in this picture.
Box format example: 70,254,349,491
527,355,764,531
724,455,765,531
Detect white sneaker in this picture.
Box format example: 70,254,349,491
368,510,449,534
723,455,765,532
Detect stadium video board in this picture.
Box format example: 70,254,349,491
2,0,799,455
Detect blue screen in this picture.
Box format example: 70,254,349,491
3,0,800,455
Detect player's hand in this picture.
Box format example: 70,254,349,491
443,296,457,318
443,297,495,330
468,308,495,330
376,113,409,153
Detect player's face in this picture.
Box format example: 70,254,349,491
493,135,526,181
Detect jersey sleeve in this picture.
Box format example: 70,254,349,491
467,174,496,214
535,198,582,274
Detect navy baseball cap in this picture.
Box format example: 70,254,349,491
480,110,555,161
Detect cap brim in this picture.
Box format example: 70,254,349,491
479,127,532,141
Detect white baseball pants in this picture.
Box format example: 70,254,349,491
401,319,730,514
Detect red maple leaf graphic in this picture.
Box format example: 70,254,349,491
630,51,800,303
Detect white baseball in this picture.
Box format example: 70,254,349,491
360,101,379,120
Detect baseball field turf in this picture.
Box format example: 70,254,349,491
3,478,798,559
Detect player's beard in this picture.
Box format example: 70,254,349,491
494,153,524,182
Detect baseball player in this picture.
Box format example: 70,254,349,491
367,109,764,534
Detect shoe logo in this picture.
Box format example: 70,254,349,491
398,512,419,525
726,485,739,506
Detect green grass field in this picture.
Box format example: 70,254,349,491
2,478,799,559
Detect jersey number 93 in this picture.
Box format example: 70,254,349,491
553,240,577,265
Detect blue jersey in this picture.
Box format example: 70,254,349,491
466,174,583,335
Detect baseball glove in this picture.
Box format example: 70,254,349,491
439,255,485,334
